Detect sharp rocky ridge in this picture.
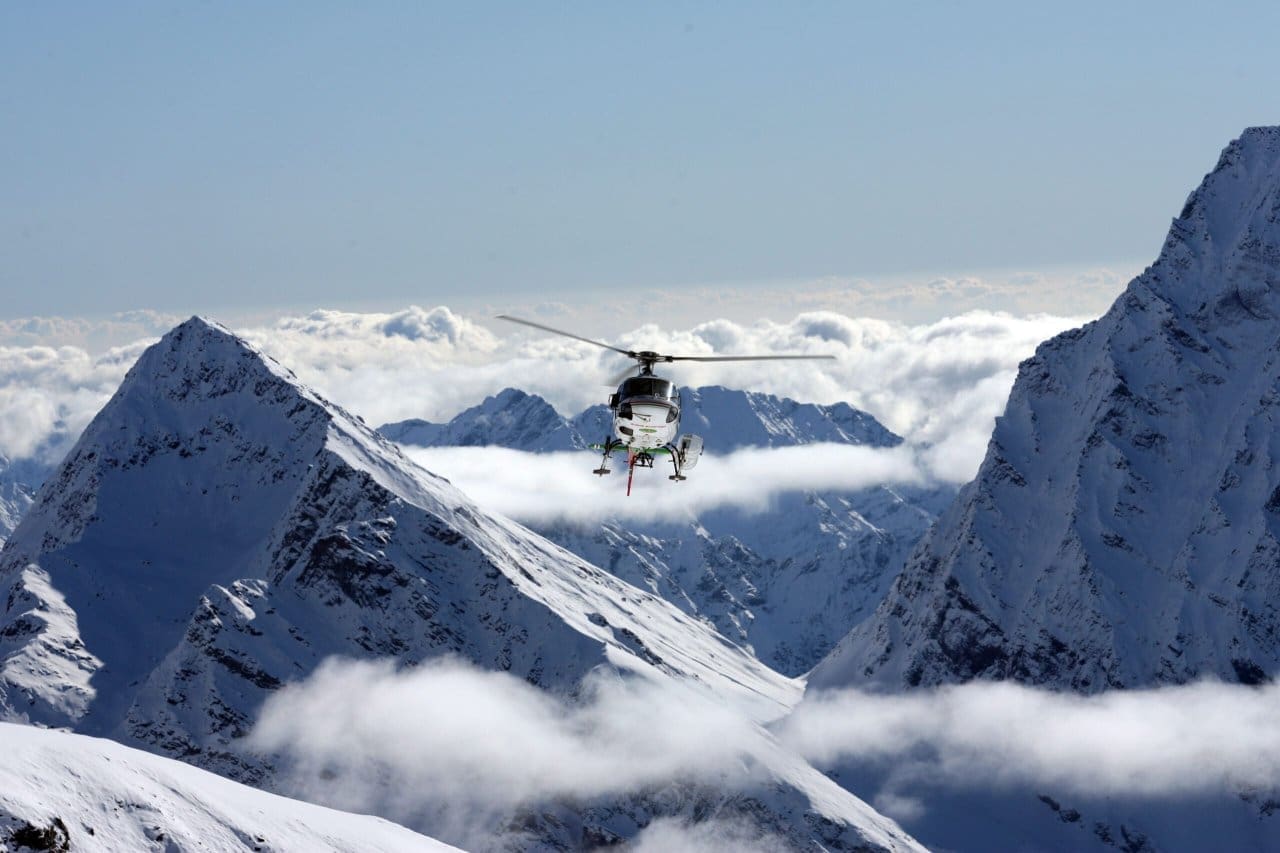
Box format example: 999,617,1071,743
0,317,922,851
811,125,1280,692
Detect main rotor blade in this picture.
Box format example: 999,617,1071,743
668,354,838,363
495,315,634,357
606,363,639,386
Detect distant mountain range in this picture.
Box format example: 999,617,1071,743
381,385,954,675
381,384,902,452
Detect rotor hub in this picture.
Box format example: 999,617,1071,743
632,351,671,375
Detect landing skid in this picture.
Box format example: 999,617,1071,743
666,441,686,481
593,438,683,495
593,438,623,476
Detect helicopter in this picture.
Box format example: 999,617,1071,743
496,315,836,495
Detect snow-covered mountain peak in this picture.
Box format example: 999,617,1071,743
1153,125,1280,316
114,314,373,445
128,315,302,406
7,316,360,564
678,385,902,449
811,126,1280,693
382,387,579,450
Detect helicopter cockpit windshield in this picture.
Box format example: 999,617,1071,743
619,377,676,401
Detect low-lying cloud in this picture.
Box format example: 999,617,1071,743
0,305,1090,489
247,657,780,850
403,443,929,523
629,817,794,853
781,680,1280,799
246,306,1087,487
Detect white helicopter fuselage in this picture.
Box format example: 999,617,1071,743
610,374,681,450
614,401,678,449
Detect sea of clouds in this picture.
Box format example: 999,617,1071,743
0,305,1088,497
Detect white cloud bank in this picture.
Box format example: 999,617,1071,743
0,340,152,462
781,680,1280,798
245,306,1087,486
403,443,928,524
248,657,787,850
0,304,1090,491
249,307,1082,445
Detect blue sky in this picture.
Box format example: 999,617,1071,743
3,2,1278,319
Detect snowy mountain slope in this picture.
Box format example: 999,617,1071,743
381,388,586,451
674,385,903,449
383,386,951,675
0,483,32,548
0,455,48,546
811,125,1280,691
0,318,923,852
808,760,1280,853
0,722,460,853
504,738,924,853
540,486,940,676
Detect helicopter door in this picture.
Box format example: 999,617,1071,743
677,434,703,470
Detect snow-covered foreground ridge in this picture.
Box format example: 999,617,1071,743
0,722,459,852
813,125,1280,692
0,317,923,850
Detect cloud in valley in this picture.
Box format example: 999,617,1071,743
780,680,1280,799
630,817,794,853
402,443,928,523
